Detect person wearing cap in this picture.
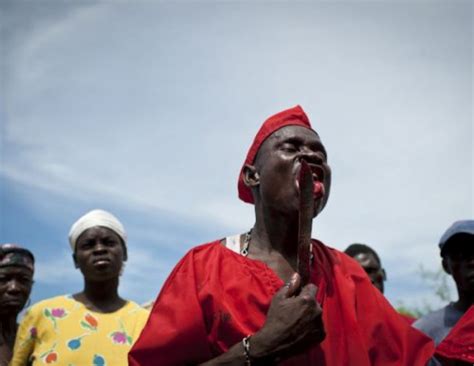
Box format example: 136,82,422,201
0,244,34,365
344,243,416,324
129,106,434,365
413,220,474,357
10,209,149,366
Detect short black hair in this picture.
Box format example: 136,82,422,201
344,243,382,266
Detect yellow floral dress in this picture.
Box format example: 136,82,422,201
10,295,149,366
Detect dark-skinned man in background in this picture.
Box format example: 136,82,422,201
414,220,474,365
129,106,434,365
344,243,386,293
345,243,416,324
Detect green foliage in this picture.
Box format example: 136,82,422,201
395,304,422,318
418,264,452,303
396,264,452,318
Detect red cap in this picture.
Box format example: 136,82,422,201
238,105,314,204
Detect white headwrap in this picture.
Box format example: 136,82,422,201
68,209,127,251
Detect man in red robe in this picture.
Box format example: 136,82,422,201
129,106,434,365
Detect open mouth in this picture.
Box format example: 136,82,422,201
296,163,325,199
310,165,325,198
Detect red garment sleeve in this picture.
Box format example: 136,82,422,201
399,313,417,325
128,249,212,366
353,273,435,366
435,305,474,364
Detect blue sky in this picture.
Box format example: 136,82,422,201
1,1,472,310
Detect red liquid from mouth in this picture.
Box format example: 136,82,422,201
314,181,324,198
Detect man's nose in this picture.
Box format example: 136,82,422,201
300,148,323,164
7,279,22,294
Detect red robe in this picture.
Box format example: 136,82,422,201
436,305,474,364
129,240,434,365
400,313,417,325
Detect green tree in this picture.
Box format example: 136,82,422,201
396,264,452,318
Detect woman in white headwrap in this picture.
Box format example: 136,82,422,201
10,209,149,366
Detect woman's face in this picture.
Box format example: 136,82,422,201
74,226,125,282
0,266,33,316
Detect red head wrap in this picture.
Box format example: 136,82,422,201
238,105,314,204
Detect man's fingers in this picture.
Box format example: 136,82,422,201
274,280,293,300
286,272,301,297
299,283,318,301
274,272,301,300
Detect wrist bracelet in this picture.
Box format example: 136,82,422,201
242,335,252,365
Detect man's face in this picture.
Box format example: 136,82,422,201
0,266,33,316
353,252,385,293
252,125,331,216
443,234,474,295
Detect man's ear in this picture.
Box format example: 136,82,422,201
72,253,79,269
442,257,451,275
243,164,260,188
382,268,387,281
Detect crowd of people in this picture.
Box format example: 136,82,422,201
1,106,472,365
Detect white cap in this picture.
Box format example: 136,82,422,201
68,209,127,251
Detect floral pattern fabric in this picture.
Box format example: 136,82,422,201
10,295,149,366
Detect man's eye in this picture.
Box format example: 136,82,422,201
281,144,297,152
20,279,33,286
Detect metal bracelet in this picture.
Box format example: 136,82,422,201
242,335,252,365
